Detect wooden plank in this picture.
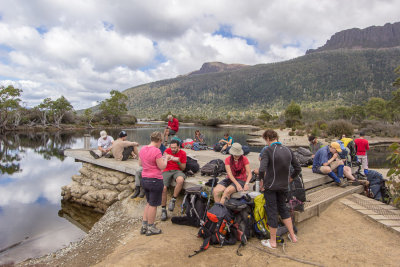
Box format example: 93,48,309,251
294,185,364,223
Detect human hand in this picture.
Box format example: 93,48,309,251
236,183,243,191
243,184,249,191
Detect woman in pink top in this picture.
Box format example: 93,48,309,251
139,131,171,236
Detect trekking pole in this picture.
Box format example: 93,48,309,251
202,166,218,224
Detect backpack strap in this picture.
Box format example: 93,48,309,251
188,236,211,258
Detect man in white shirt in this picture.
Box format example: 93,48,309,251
90,130,114,159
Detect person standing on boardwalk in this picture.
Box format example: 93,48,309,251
163,115,179,145
354,132,370,175
308,135,323,159
259,129,300,249
89,130,114,159
111,131,139,161
139,131,171,236
160,139,187,221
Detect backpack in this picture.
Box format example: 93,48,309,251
366,170,391,203
171,186,207,227
293,151,313,167
189,203,236,257
242,145,250,156
252,194,284,243
288,171,306,203
184,156,200,174
192,142,208,151
213,143,223,152
200,159,226,176
347,140,357,162
225,197,254,245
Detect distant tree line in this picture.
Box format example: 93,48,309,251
0,86,136,133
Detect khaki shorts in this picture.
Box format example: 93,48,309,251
162,170,186,187
329,159,343,171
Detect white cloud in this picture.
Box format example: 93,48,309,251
0,0,399,109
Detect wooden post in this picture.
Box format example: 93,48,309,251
84,134,91,150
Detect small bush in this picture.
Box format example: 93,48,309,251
319,123,328,130
288,131,296,136
295,130,305,136
360,120,400,137
201,118,224,127
326,120,354,137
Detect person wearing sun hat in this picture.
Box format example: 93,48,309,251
213,143,252,205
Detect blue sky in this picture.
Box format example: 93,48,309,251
0,0,399,110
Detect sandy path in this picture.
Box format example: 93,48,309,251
94,200,400,267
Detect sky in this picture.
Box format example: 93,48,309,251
0,0,399,110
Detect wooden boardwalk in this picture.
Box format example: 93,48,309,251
64,148,363,222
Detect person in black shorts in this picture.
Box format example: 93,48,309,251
258,129,301,249
212,143,252,204
139,131,171,236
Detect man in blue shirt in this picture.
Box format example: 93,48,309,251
312,142,347,187
219,133,234,154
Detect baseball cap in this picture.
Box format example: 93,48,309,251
119,131,128,138
330,142,342,153
100,130,107,138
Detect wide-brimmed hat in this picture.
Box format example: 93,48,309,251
229,143,244,156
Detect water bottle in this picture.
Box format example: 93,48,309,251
255,177,260,192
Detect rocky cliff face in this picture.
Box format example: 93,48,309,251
307,22,400,54
187,62,248,75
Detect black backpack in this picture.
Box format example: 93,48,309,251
189,203,236,257
293,148,313,167
366,170,391,204
287,170,306,212
225,197,254,245
213,143,223,152
184,156,200,174
171,186,207,227
200,159,226,176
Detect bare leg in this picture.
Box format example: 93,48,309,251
147,205,157,224
269,227,277,248
220,185,237,205
164,129,169,143
282,217,297,242
343,166,356,181
143,203,149,221
213,184,226,203
161,186,167,206
173,176,184,198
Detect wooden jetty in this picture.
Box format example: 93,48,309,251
64,148,363,222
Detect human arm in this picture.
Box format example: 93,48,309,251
243,164,252,191
323,153,337,166
138,158,142,166
156,156,168,170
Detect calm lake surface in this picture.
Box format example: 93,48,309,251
0,123,392,264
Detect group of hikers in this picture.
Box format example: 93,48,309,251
88,114,371,248
308,132,370,187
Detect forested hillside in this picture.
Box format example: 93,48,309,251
123,48,400,119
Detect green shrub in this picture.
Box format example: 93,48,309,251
295,130,305,136
288,131,295,136
326,120,354,137
387,143,400,208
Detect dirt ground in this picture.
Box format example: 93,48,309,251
93,200,400,267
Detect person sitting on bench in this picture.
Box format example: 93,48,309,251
163,115,179,145
213,143,251,205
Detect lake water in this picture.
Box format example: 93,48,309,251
0,124,392,264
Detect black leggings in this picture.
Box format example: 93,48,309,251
264,190,290,228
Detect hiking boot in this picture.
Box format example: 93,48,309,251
131,186,141,199
336,179,347,188
140,225,147,235
168,198,176,211
161,209,167,221
90,150,100,159
221,150,226,155
139,187,145,198
146,224,162,236
104,153,113,158
351,180,361,186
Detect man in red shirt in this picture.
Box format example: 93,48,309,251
354,132,369,175
160,139,186,221
163,115,179,145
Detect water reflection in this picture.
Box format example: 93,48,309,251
0,131,91,264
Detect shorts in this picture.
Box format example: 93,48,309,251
312,166,323,174
264,189,290,228
122,146,134,161
168,129,177,136
142,178,164,206
218,178,246,191
162,170,186,187
312,159,343,174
